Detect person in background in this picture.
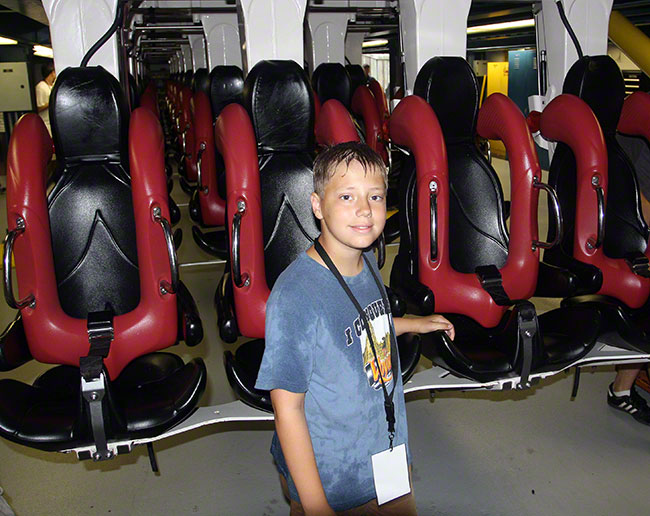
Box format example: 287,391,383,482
35,62,55,136
362,63,373,82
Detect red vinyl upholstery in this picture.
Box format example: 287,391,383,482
351,85,388,163
618,91,650,142
193,90,225,226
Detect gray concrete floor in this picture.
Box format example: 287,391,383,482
0,160,649,515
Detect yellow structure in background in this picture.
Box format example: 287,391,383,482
609,10,650,79
486,61,509,159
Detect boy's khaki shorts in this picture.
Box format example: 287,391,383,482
280,474,417,516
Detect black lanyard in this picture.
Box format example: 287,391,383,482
314,239,398,449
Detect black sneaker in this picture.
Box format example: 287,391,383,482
607,383,650,425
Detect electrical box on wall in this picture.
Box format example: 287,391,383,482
0,62,33,111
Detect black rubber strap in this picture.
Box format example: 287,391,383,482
515,301,536,389
314,239,398,448
625,252,650,278
475,265,512,306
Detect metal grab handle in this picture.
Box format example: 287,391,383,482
152,206,178,295
429,180,438,261
3,217,35,309
196,142,207,194
532,177,564,250
232,200,250,288
591,179,605,250
180,124,189,155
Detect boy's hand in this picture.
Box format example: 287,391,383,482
394,315,455,340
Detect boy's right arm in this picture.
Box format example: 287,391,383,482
271,389,336,516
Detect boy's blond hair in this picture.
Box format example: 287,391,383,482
313,142,387,197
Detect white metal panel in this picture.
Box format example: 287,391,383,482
201,13,242,68
42,0,119,77
238,0,308,72
306,12,350,70
399,0,471,93
345,32,365,66
189,34,207,69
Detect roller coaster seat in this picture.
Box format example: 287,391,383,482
542,56,650,351
215,60,410,411
192,67,210,96
389,57,598,383
0,66,205,454
188,66,245,258
312,62,352,110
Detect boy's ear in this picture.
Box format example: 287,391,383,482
311,192,323,220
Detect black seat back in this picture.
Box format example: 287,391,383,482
243,60,319,288
48,66,139,318
192,67,210,95
413,57,509,274
546,55,648,269
209,65,244,121
312,62,351,110
346,64,367,97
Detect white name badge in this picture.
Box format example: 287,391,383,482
371,443,410,505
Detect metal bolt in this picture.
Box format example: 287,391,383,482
524,330,533,338
91,392,98,401
237,200,246,212
93,452,101,461
429,180,438,192
591,175,600,186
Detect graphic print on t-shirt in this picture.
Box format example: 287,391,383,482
346,298,393,390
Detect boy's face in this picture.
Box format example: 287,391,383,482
311,159,386,257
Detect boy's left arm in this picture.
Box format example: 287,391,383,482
393,314,455,340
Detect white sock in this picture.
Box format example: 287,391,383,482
613,388,631,397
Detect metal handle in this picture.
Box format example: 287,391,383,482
196,142,207,194
152,206,178,294
3,217,35,309
532,177,564,250
232,200,249,288
429,180,438,261
180,124,189,155
590,176,605,250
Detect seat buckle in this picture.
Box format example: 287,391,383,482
625,253,650,278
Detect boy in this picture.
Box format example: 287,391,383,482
255,142,454,515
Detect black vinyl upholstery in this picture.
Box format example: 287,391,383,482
209,65,244,120
48,67,139,318
312,62,351,109
346,64,367,96
192,67,210,95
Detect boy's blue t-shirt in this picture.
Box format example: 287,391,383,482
255,251,410,511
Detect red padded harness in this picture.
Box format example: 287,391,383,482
7,109,177,379
193,90,225,226
351,86,389,164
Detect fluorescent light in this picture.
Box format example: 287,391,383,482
33,45,53,58
0,36,18,45
363,38,388,48
467,19,535,35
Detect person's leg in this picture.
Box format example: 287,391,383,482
613,363,642,392
608,363,650,425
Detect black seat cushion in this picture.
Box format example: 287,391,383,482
209,65,244,120
48,67,139,318
312,62,351,110
244,60,315,153
346,64,367,97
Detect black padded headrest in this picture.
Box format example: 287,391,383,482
414,57,479,143
192,68,210,95
209,65,244,119
244,60,314,152
50,66,129,162
346,64,367,96
563,55,625,136
312,63,351,109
